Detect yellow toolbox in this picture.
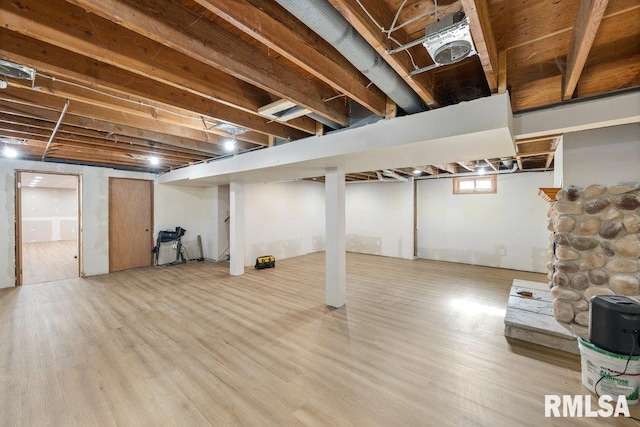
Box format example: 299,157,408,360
255,255,275,269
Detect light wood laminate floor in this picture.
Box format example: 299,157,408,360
1,253,637,426
21,240,78,285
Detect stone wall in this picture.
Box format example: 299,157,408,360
547,182,640,336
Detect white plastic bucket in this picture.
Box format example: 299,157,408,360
578,337,640,405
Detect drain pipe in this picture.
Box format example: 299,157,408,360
416,163,527,180
274,0,424,115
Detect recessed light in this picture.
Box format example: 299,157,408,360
224,139,236,152
148,156,160,166
3,146,18,158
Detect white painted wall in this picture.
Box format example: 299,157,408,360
554,137,564,188
563,124,640,187
153,183,216,262
416,172,553,273
0,159,153,288
22,187,78,242
244,181,325,266
345,180,414,259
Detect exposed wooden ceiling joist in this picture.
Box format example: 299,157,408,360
193,0,387,117
0,122,214,161
0,30,314,139
562,0,610,100
0,103,225,156
461,0,499,92
0,2,315,136
0,0,634,177
62,0,349,126
1,84,266,149
457,161,475,172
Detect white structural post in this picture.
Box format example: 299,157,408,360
325,167,346,308
229,182,245,276
210,185,220,261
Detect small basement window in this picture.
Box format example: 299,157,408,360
453,175,497,194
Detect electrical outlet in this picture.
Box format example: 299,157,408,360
499,248,506,256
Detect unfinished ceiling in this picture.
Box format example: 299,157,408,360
0,0,638,178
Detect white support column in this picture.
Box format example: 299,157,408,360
325,167,346,308
210,185,220,261
229,182,245,276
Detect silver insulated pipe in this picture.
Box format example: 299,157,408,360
274,0,424,115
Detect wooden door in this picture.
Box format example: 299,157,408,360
109,178,153,272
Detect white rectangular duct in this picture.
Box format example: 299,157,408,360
258,99,312,122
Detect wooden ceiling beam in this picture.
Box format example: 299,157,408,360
0,32,312,139
435,163,458,174
516,151,556,158
0,102,225,156
48,144,186,165
545,153,555,168
498,51,508,94
461,0,499,92
62,0,348,126
457,161,475,172
0,6,315,137
421,166,439,175
0,119,219,159
484,159,498,171
194,0,387,117
2,83,267,148
15,76,268,146
516,134,563,145
327,0,439,108
45,151,165,170
562,0,610,100
0,123,210,162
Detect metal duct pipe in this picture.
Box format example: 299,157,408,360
378,170,408,182
274,0,424,115
307,112,342,130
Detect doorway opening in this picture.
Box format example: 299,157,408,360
16,171,82,285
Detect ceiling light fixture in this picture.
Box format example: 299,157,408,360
413,169,421,175
149,156,160,166
478,167,486,175
224,138,236,152
3,146,18,158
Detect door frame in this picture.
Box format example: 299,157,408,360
15,170,83,286
108,177,154,272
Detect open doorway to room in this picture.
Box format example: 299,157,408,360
16,171,81,286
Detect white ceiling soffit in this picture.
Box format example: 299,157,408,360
159,93,515,186
513,91,640,140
